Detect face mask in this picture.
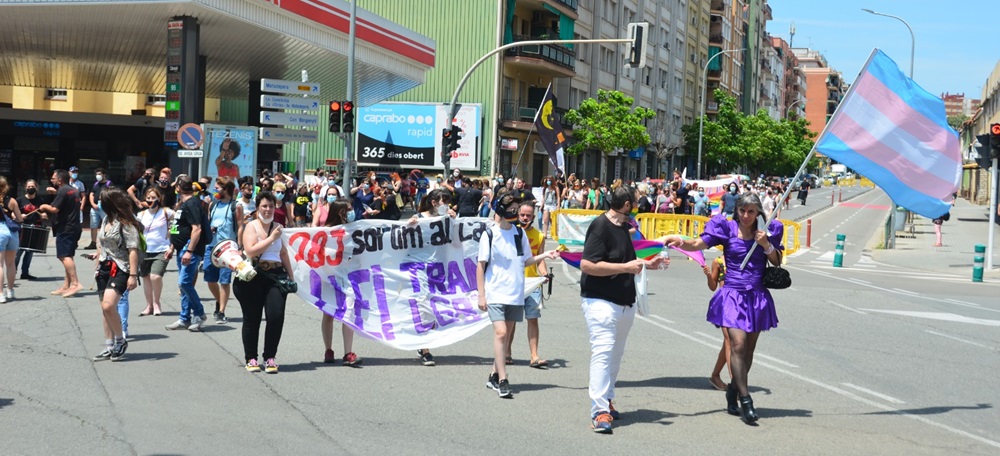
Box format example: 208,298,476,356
26,188,36,195
95,174,104,182
361,184,369,191
436,178,442,183
243,192,252,199
497,178,504,184
699,191,705,197
436,203,449,216
159,179,169,187
212,192,222,200
346,211,357,223
521,218,533,229
730,187,737,193
147,199,159,207
453,170,460,177
259,213,274,224
546,180,552,185
326,195,336,203
71,173,79,180
275,192,284,199
328,181,337,187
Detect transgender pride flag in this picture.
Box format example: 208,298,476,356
816,49,960,219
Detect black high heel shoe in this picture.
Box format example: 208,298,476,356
726,384,740,416
739,395,759,423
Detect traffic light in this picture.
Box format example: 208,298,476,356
990,123,1000,159
441,124,463,164
974,134,991,170
342,101,355,133
626,22,649,69
328,101,342,133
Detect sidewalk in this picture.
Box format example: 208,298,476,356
870,197,1000,278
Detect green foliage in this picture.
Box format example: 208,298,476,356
947,114,969,131
681,89,817,177
563,89,656,156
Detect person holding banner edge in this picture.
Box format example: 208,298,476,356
477,194,559,399
580,186,665,433
319,198,361,366
659,192,782,424
407,188,457,366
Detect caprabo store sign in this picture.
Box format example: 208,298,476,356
355,103,480,171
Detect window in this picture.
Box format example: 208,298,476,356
605,0,618,23
574,33,589,61
599,46,616,73
45,89,67,101
660,70,669,89
643,67,651,86
146,94,166,106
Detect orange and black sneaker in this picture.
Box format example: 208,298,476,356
608,400,621,420
592,412,613,434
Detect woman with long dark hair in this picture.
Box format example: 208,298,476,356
0,176,24,303
319,198,361,365
233,191,294,373
91,188,141,361
661,193,783,424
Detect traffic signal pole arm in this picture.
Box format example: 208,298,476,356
443,37,635,177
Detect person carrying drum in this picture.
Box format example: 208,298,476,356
15,179,47,280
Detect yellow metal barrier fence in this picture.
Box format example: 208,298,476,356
551,210,801,255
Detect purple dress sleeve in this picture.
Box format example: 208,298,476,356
767,219,784,252
700,216,732,248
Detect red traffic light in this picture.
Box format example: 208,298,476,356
991,123,1000,136
343,101,354,112
330,101,341,111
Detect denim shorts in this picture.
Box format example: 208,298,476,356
487,303,524,322
202,259,232,284
524,287,542,320
89,207,105,230
0,227,17,251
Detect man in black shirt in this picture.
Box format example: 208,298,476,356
579,185,665,433
15,179,47,280
676,183,690,215
38,169,84,297
454,177,482,217
166,176,210,331
84,167,112,249
127,167,156,210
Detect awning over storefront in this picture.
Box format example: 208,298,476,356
0,0,436,106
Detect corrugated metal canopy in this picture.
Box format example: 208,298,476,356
0,0,435,105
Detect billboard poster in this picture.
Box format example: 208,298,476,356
203,124,257,179
356,103,480,171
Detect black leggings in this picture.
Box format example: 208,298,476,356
233,272,287,362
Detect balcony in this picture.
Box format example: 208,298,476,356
709,34,724,45
519,0,579,18
499,99,573,132
504,35,577,78
707,68,722,81
710,0,726,14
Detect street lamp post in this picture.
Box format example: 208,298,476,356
785,99,805,119
697,48,744,179
861,8,915,78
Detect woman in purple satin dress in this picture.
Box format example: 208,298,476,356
660,193,783,424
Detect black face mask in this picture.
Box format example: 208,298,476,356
26,188,37,195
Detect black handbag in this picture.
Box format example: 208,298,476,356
762,264,791,289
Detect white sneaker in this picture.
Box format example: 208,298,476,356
188,315,206,332
0,294,6,304
3,288,12,300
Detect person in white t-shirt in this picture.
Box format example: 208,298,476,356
477,194,557,399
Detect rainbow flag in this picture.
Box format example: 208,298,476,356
559,240,664,269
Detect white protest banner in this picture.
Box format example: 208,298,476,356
555,211,600,246
282,217,545,350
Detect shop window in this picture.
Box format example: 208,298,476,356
45,89,67,101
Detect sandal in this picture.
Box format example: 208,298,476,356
529,358,549,368
709,376,728,391
504,356,513,366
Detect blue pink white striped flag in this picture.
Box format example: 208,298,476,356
816,49,960,219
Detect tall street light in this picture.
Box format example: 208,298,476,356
785,98,805,119
861,8,914,78
697,48,744,179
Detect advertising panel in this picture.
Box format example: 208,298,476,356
203,124,258,180
356,103,480,171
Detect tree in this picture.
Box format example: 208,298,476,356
947,114,969,131
682,89,817,177
563,89,656,156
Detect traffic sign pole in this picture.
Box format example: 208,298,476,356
342,0,357,191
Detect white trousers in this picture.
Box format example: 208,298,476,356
582,297,635,417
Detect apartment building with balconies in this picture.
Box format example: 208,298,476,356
792,47,844,137
771,36,805,120
706,0,745,117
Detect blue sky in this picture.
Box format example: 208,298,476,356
766,0,995,100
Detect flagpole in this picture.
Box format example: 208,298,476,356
738,49,879,270
511,83,552,178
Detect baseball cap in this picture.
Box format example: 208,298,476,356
69,166,79,172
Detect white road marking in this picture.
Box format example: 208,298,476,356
637,315,1000,449
829,301,867,315
788,266,1000,312
891,288,919,295
945,298,981,308
841,383,906,404
858,309,1000,326
846,278,871,285
924,330,997,351
647,314,675,324
755,353,799,368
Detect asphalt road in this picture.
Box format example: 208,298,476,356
2,194,998,455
